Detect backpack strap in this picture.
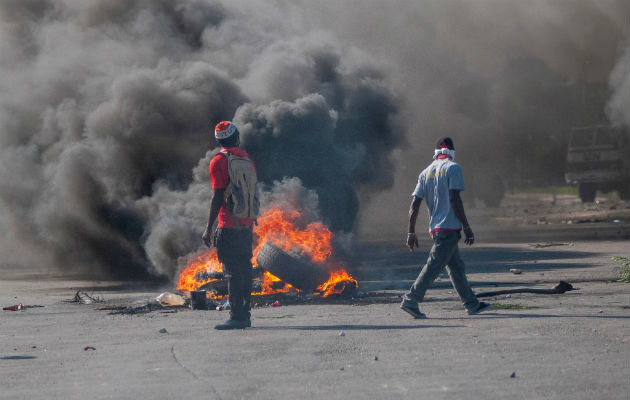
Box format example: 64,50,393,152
215,150,243,228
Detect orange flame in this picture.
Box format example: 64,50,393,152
175,250,223,299
252,206,333,264
176,205,356,299
253,271,293,296
317,269,358,298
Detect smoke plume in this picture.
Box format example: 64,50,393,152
606,42,630,127
0,0,399,279
0,0,628,278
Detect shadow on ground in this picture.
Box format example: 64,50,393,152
351,243,600,282
252,324,463,330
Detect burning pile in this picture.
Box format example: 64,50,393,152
176,206,357,299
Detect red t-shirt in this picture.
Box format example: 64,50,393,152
209,147,256,228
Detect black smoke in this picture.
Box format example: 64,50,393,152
0,0,627,278
0,0,399,279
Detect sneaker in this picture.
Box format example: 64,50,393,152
400,299,427,319
467,301,492,315
215,318,248,330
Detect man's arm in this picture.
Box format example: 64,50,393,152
406,196,423,251
449,189,474,245
202,188,225,248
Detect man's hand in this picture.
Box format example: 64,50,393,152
406,232,419,251
463,226,474,246
202,227,213,248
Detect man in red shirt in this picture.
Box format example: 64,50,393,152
202,121,256,330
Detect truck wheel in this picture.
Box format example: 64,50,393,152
578,183,596,203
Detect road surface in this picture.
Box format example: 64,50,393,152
1,236,628,400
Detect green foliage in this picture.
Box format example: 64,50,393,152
612,256,630,283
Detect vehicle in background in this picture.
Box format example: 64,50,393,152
565,125,630,202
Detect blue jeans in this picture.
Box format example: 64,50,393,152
404,230,480,311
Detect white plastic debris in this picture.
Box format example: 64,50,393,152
156,292,185,306
339,331,345,337
509,268,522,275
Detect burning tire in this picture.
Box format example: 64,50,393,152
256,242,330,293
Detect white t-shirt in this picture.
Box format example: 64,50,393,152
412,158,465,235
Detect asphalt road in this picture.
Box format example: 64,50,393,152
1,237,629,400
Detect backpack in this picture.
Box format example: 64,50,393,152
218,150,259,221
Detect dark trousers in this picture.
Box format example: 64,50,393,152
404,230,480,311
215,228,253,321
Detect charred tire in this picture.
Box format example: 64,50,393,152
578,183,597,203
256,242,329,292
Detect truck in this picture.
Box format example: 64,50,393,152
565,125,630,202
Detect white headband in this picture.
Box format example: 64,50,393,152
434,148,455,160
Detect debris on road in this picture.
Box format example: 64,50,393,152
190,290,208,310
196,270,263,297
477,281,575,298
159,328,168,334
510,372,516,378
84,346,96,351
531,242,572,248
257,314,294,319
99,302,166,315
271,300,281,307
339,331,345,337
67,291,104,304
3,304,22,311
509,268,522,274
156,292,185,307
489,303,536,310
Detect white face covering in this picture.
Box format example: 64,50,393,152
433,148,455,161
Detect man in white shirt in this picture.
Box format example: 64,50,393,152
401,137,491,318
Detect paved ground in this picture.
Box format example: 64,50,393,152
1,238,628,400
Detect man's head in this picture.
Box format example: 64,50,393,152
214,121,240,148
435,137,455,150
434,137,455,160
